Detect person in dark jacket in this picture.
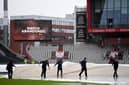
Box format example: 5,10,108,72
55,59,63,78
40,60,49,79
108,48,119,80
6,61,15,79
79,57,87,80
112,57,119,80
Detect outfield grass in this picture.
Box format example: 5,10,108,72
0,78,110,85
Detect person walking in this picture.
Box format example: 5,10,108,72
109,48,119,80
55,59,63,78
112,58,119,80
40,60,49,79
79,57,87,80
6,61,15,79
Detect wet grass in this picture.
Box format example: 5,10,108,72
0,78,110,85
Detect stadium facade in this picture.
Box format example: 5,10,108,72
10,15,74,60
87,0,129,46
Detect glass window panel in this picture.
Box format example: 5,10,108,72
128,17,129,24
114,7,120,11
114,10,120,18
100,19,107,25
127,7,129,14
121,15,128,24
114,0,120,8
108,0,113,9
122,0,127,7
102,0,108,9
121,8,128,14
114,16,120,24
121,19,128,25
101,9,108,19
128,0,129,7
113,10,120,27
107,10,114,18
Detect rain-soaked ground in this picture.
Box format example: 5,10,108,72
1,62,129,85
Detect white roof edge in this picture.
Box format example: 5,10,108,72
10,15,74,21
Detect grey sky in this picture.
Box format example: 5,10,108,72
0,0,86,18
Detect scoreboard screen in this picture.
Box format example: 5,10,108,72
10,19,52,41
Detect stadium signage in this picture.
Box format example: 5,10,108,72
21,27,46,33
88,28,129,33
91,29,116,32
120,29,129,32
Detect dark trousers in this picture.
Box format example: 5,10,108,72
113,62,119,79
41,69,46,79
8,70,13,79
79,68,87,79
57,68,63,78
